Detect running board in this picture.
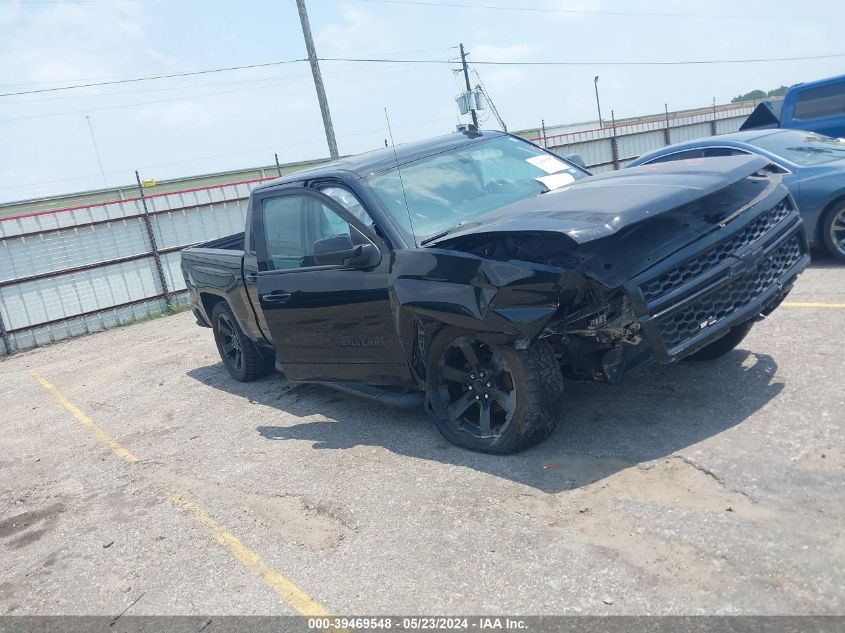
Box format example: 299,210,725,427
321,382,424,410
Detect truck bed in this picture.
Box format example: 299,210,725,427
193,232,245,251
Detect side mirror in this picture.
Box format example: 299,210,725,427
564,153,587,170
313,233,380,268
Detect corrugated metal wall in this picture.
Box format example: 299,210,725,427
0,103,756,357
0,180,261,356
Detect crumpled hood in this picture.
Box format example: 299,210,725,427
427,154,772,246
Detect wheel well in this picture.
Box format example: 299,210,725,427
818,194,845,243
200,293,226,321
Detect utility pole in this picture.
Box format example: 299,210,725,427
86,115,108,188
459,43,478,129
295,0,339,159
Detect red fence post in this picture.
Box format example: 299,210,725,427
0,310,12,356
135,171,173,309
711,98,718,135
610,110,620,170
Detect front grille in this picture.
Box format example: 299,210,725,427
656,235,803,349
641,199,792,303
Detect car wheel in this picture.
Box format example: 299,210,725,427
426,329,564,454
211,302,274,381
683,320,754,361
821,201,845,262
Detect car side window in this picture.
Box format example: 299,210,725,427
702,148,750,158
793,82,845,120
261,196,305,270
260,194,355,271
319,186,374,226
645,149,705,164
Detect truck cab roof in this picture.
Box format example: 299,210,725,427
253,129,508,189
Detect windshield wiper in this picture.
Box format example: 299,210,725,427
420,222,468,245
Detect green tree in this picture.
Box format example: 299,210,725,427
731,89,767,103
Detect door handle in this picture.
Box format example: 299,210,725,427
245,272,258,282
261,291,291,304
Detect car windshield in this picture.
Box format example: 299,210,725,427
749,130,845,166
363,135,589,244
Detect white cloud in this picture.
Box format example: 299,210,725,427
133,100,222,128
316,7,398,57
0,2,158,86
472,43,539,63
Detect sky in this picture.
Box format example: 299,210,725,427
1,0,844,203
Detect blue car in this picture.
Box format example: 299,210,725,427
628,129,845,261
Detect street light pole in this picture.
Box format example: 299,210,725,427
594,76,603,129
295,0,339,159
85,115,108,188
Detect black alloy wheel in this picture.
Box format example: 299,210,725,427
211,302,275,382
435,336,517,440
426,328,564,454
216,311,243,374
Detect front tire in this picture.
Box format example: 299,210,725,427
426,329,564,454
821,201,845,262
683,320,754,361
211,302,274,381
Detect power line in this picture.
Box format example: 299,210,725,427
0,46,453,89
3,62,412,105
0,82,302,124
319,51,845,66
0,63,415,123
353,0,829,19
0,59,308,98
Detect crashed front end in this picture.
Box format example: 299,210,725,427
423,158,809,384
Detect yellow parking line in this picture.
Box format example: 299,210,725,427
31,370,139,464
30,370,329,617
782,302,845,308
165,491,328,616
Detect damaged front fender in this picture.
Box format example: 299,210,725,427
389,248,588,380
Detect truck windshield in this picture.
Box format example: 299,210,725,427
749,130,845,166
363,135,588,244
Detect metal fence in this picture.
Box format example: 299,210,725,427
0,178,272,356
526,103,754,172
0,102,756,357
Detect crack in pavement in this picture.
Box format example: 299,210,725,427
672,455,756,503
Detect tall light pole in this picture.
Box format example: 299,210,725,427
85,115,108,188
594,76,603,129
296,0,339,159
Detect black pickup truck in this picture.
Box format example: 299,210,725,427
181,130,809,454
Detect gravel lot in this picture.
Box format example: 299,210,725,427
1,262,843,616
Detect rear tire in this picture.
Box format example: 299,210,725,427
683,320,754,361
426,329,564,454
211,302,274,381
821,201,845,262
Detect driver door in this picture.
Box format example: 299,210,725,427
252,188,412,384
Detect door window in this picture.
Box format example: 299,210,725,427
260,193,357,271
644,148,705,164
261,196,305,270
702,147,750,158
793,82,845,120
319,186,374,226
